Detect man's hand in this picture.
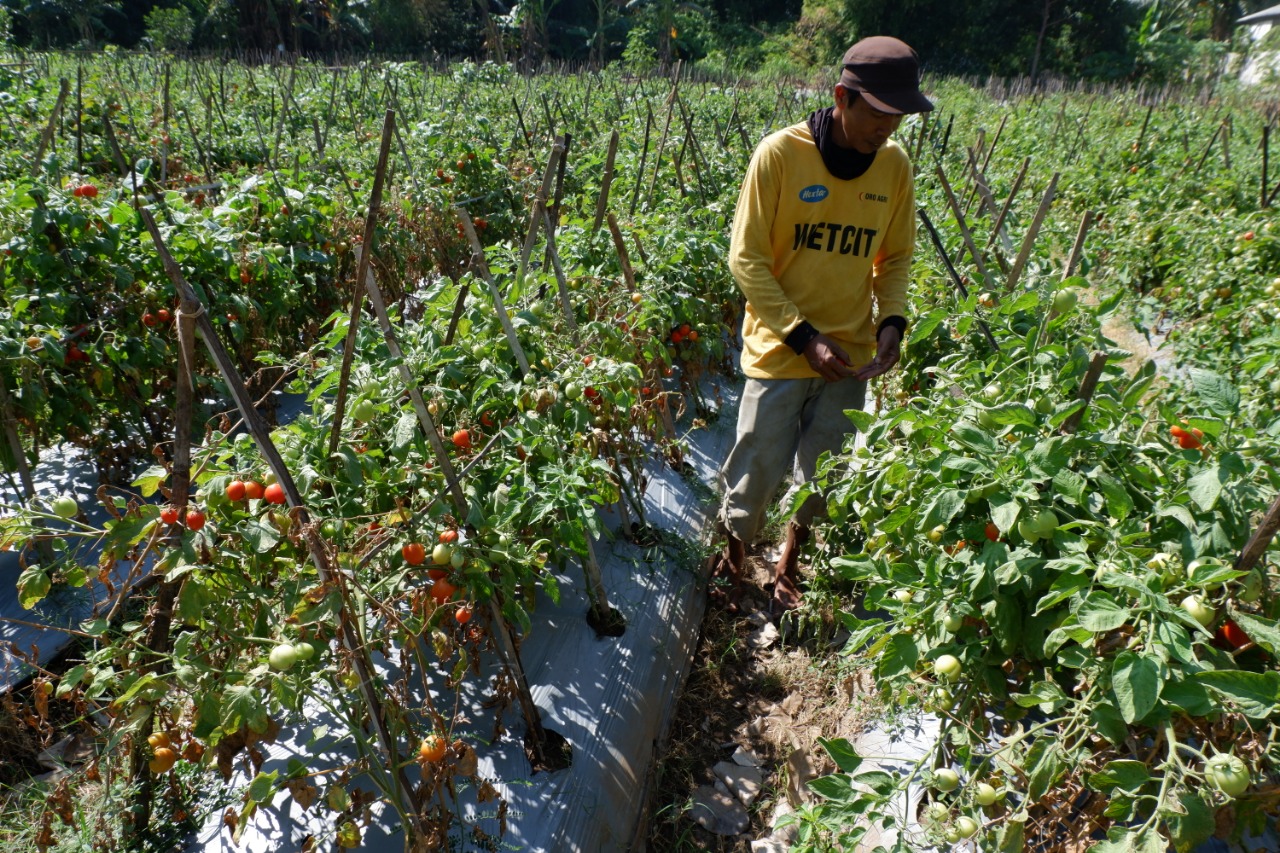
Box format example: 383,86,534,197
853,325,901,381
803,333,857,383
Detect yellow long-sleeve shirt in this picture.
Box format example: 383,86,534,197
729,122,915,379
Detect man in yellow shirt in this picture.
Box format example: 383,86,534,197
714,36,932,615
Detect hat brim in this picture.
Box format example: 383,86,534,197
860,88,934,115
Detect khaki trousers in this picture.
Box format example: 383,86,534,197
718,376,867,544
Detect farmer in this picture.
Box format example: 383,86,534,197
713,36,933,615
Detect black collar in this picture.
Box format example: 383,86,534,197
807,107,877,180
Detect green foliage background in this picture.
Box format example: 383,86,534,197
0,1,1276,83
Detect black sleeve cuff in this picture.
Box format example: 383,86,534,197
784,320,821,355
877,315,907,340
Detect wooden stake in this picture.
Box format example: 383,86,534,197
1004,172,1059,293
606,212,637,292
1235,493,1280,574
1060,352,1108,435
328,109,396,459
935,165,991,287
592,130,619,232
457,208,531,377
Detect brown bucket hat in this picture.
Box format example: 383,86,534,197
839,36,934,115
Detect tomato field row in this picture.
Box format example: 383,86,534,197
0,54,1277,852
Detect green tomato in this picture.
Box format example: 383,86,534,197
927,524,946,543
293,641,316,661
1206,753,1250,797
269,643,299,672
1181,594,1216,627
933,768,960,792
51,495,78,519
450,548,467,570
893,589,914,604
432,543,453,565
351,399,376,421
933,654,962,683
954,815,980,839
981,383,1001,402
924,802,950,824
974,782,998,806
942,611,964,633
1032,508,1059,538
930,688,955,713
1017,517,1041,542
1051,287,1078,314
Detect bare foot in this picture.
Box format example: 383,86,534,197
707,529,746,613
770,522,809,615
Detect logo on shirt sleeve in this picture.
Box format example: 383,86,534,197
798,185,829,203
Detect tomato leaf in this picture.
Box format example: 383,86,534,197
1160,677,1216,716
1228,610,1280,655
1111,651,1160,723
131,464,169,497
1075,593,1131,633
951,421,998,454
921,489,964,530
1024,737,1064,802
1087,759,1150,794
1187,368,1239,418
817,736,862,774
222,683,269,734
876,633,919,679
987,492,1021,534
1089,701,1129,745
906,308,947,346
1154,502,1196,533
243,519,282,553
1120,359,1157,410
1051,469,1086,505
807,773,854,803
1195,671,1280,720
1164,792,1215,853
1186,465,1226,512
247,771,279,807
1093,472,1133,521
1012,679,1068,710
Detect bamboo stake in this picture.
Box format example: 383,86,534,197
327,109,396,459
517,139,565,280
32,78,70,178
542,210,580,344
983,156,1030,256
1060,352,1108,435
352,247,467,511
581,537,622,631
606,213,637,292
592,130,619,232
643,67,683,210
141,208,426,842
917,208,1000,354
629,103,654,215
935,166,992,287
0,373,35,500
1235,493,1280,574
1004,172,1059,293
458,209,531,377
1064,211,1094,279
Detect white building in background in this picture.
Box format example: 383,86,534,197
1239,4,1280,38
1238,4,1280,85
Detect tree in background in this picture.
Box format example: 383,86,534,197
842,0,1140,79
144,5,196,50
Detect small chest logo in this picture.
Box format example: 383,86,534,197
859,192,889,203
799,184,828,203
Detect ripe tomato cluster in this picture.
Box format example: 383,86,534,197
1170,423,1204,450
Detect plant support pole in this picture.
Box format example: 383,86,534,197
917,208,1000,354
